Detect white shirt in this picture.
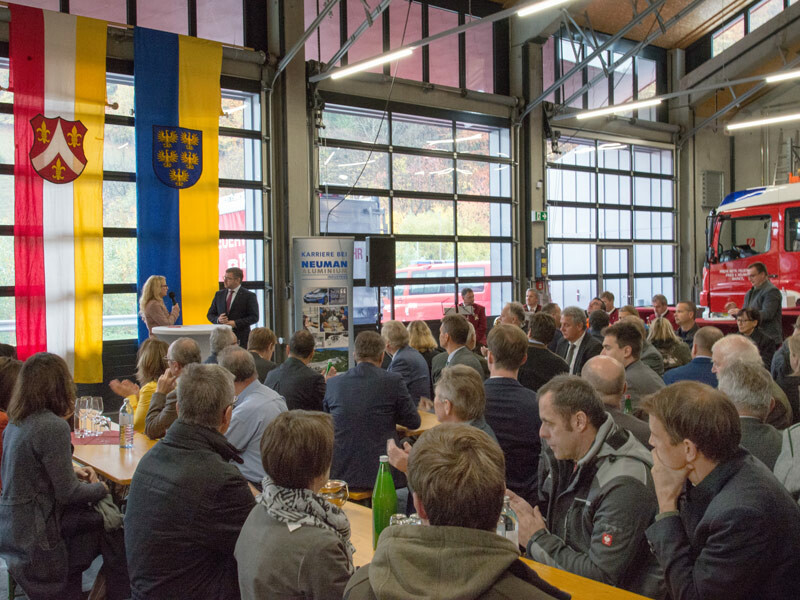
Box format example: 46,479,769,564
223,285,241,315
565,331,586,374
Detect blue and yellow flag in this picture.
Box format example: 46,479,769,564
134,28,221,342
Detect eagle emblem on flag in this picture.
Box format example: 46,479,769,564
152,126,203,189
29,115,87,184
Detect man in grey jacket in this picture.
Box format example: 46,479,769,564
729,261,783,345
508,375,664,599
145,336,201,439
601,321,664,411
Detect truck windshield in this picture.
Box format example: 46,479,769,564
717,215,770,262
786,208,800,252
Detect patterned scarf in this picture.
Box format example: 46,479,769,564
259,474,355,572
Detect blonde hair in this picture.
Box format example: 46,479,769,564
136,338,169,384
407,320,438,353
139,275,166,318
647,317,680,343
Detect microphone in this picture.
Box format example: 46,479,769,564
169,291,178,305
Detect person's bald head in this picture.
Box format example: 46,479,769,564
581,355,626,408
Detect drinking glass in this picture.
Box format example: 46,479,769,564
319,479,349,507
89,396,104,435
74,397,90,437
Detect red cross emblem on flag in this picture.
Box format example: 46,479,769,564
29,115,87,184
601,533,613,547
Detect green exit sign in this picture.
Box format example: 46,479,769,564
532,211,548,222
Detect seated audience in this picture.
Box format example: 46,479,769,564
712,334,793,429
387,364,497,478
145,336,202,439
587,309,609,342
556,306,602,375
773,422,800,501
110,337,169,433
126,364,255,600
205,325,237,365
600,291,619,323
621,316,665,375
646,293,675,327
518,312,569,393
247,326,278,381
344,424,569,600
587,297,605,315
466,322,490,379
674,301,699,347
324,331,420,489
541,302,563,352
0,353,130,600
718,360,782,469
219,346,287,488
618,304,639,319
581,355,651,448
524,288,541,313
782,335,800,421
407,320,443,399
663,326,723,387
266,329,328,411
431,314,485,383
648,317,691,370
236,411,353,600
736,307,776,369
643,382,800,600
770,315,800,381
382,320,431,405
484,324,542,504
509,375,663,598
601,321,665,410
497,301,527,329
0,357,21,490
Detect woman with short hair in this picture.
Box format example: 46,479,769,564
736,307,776,370
235,410,354,600
0,353,130,600
139,274,180,336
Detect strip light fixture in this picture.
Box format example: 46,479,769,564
330,48,413,80
518,0,573,17
764,69,800,83
727,112,800,131
575,99,662,120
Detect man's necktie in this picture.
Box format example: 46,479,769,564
565,343,576,372
226,289,233,313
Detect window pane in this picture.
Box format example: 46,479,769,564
396,241,454,267
785,207,800,251
457,159,510,197
221,92,261,131
320,147,389,189
319,194,389,234
634,244,674,273
598,143,631,170
547,138,596,167
104,124,136,172
305,0,341,64
0,113,14,165
104,238,137,284
549,279,597,309
219,238,263,282
717,216,771,259
633,146,672,175
0,176,13,225
542,36,556,103
428,6,459,88
70,0,126,22
346,0,384,73
136,0,188,35
637,58,657,121
599,209,631,239
103,293,137,341
103,181,136,228
586,47,608,110
322,104,389,144
548,243,597,276
633,211,673,241
0,63,11,104
219,136,261,181
634,277,673,305
389,0,422,81
712,15,744,56
0,236,13,286
749,0,783,31
392,154,453,193
197,0,244,45
394,282,456,322
548,206,596,239
0,297,14,345
354,285,381,325
220,188,262,232
612,53,634,108
393,198,453,236
106,77,135,118
392,113,452,151
560,38,584,108
459,242,511,275
546,169,595,203
465,16,493,93
602,277,629,307
454,122,510,158
601,248,628,275
598,173,631,205
457,202,511,237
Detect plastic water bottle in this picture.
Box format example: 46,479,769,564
372,455,397,549
496,495,519,546
119,398,134,449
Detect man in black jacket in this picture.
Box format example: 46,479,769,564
265,329,328,411
207,267,260,348
556,306,602,374
125,363,255,600
643,381,800,600
518,312,568,393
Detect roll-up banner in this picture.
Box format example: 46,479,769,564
292,237,354,372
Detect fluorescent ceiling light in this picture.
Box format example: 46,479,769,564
599,143,626,151
727,112,800,131
518,0,573,17
426,134,483,145
576,98,662,120
330,48,414,80
765,70,800,83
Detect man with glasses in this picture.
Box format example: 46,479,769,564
727,262,783,346
207,267,260,348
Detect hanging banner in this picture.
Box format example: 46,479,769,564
292,237,354,372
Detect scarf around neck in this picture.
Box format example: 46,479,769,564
259,474,355,572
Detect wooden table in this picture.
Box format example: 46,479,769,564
396,409,439,437
72,432,157,486
342,502,648,599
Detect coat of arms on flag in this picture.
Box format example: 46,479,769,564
29,115,88,184
153,125,203,189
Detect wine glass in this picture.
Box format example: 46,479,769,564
74,397,90,437
89,396,104,435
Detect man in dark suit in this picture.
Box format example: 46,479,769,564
431,314,486,383
207,267,260,348
518,312,568,393
556,306,602,375
382,320,431,405
324,331,420,488
524,288,541,314
718,360,783,470
265,329,327,412
581,355,651,448
729,261,783,346
483,324,542,505
663,326,723,387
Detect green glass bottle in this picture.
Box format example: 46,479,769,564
372,455,397,549
623,394,633,415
